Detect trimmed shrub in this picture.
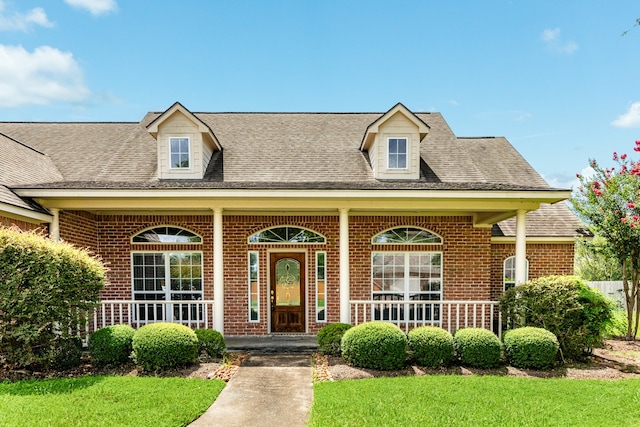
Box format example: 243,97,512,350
51,336,83,370
88,325,135,367
503,327,559,370
132,323,199,371
341,322,407,370
454,328,502,368
0,227,105,369
194,329,226,358
500,275,614,361
317,323,352,355
407,326,454,368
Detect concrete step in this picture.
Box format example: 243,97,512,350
225,335,319,354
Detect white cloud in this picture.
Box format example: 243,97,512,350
544,166,594,191
0,1,53,31
0,44,90,107
64,0,117,16
514,112,532,122
611,102,640,128
541,28,578,54
542,28,560,42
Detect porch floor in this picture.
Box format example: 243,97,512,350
225,335,319,354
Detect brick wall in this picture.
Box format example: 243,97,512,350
59,211,98,252
0,215,48,233
490,242,575,300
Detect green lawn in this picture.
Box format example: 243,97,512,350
310,376,640,426
0,376,225,427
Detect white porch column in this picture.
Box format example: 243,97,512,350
339,208,351,324
515,209,527,285
213,208,224,333
49,208,60,242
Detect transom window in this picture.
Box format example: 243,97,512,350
169,137,190,169
504,256,529,291
132,226,202,244
132,252,203,323
388,137,407,169
372,227,442,244
372,252,443,322
248,226,325,244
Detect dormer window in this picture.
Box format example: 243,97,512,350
388,137,407,169
169,137,190,169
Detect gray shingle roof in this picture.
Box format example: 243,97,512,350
0,111,556,191
492,203,584,237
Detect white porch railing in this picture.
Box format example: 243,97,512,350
77,300,216,341
350,300,501,337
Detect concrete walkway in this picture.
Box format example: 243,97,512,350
189,354,313,427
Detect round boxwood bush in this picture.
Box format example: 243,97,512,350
88,325,135,367
408,326,454,368
317,323,352,355
194,329,226,358
132,323,199,371
503,327,559,370
454,328,502,368
341,321,407,370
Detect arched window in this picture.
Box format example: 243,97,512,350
132,226,202,243
371,227,443,325
503,256,529,291
372,227,442,244
248,226,325,244
131,225,203,325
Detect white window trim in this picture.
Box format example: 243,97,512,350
248,225,326,244
316,251,327,323
248,251,260,323
371,226,443,245
130,225,202,244
503,256,529,291
130,250,204,321
387,137,408,170
370,251,443,301
169,136,192,170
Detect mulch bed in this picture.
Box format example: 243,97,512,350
2,339,640,383
0,352,248,382
313,338,640,382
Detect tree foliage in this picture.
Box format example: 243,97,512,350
572,142,640,339
0,227,106,369
575,236,622,281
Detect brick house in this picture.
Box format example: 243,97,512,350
0,102,581,336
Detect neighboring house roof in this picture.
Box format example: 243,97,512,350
492,203,585,238
0,111,556,191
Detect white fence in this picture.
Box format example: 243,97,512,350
350,300,501,337
589,281,625,308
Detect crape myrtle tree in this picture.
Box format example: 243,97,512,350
573,141,640,339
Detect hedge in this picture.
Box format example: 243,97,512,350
0,227,105,369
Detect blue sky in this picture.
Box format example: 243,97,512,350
1,0,639,190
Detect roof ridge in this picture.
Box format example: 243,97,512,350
156,111,436,115
0,121,138,124
458,136,499,139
